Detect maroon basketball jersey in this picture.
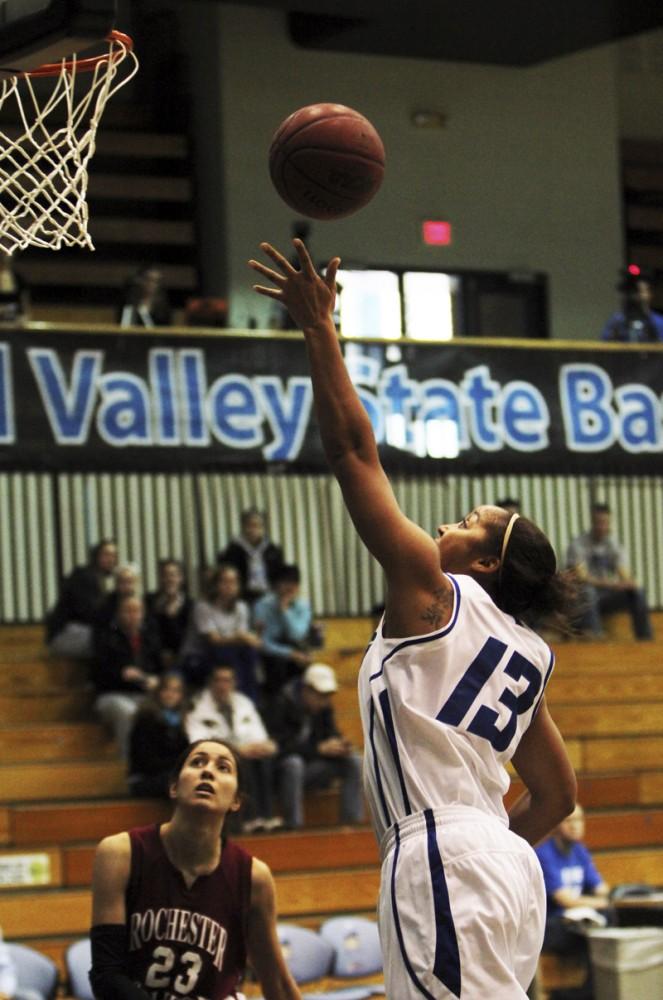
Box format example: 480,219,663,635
125,824,252,1000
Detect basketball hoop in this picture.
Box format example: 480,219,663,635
0,30,139,254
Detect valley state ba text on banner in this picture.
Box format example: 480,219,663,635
1,326,662,475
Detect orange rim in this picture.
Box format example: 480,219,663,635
22,30,133,77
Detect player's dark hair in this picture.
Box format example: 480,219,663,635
591,501,610,515
494,497,520,512
485,514,578,632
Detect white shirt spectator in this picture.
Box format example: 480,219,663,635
180,598,250,658
186,687,269,746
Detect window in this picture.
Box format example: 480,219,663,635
333,265,548,340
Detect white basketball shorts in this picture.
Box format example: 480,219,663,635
378,805,545,999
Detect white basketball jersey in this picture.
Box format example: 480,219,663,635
359,573,554,844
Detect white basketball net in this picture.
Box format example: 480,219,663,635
0,32,139,254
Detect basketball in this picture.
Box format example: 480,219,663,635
269,103,385,220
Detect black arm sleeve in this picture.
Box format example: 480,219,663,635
89,925,152,1000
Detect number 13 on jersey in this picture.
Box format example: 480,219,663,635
436,636,543,752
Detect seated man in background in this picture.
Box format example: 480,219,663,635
92,595,162,759
535,804,612,1000
253,563,323,703
267,663,363,831
566,502,653,640
186,663,280,832
45,538,118,658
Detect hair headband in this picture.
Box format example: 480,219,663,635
498,512,520,583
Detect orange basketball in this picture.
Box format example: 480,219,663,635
269,103,385,220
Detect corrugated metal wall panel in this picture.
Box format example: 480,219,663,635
2,471,662,622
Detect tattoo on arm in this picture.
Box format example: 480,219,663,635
420,586,454,629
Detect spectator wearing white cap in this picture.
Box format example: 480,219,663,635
267,663,363,830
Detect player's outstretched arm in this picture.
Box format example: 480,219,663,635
247,858,302,1000
249,240,439,585
509,699,577,846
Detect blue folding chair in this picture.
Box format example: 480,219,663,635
319,917,383,979
276,923,334,985
5,944,58,1000
65,938,94,1000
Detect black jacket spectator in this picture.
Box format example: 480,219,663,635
92,618,162,694
145,592,193,662
267,682,341,760
218,540,284,602
217,509,285,604
46,565,107,641
45,539,118,648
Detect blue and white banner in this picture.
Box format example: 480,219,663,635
1,326,662,474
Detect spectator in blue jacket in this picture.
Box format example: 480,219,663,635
253,564,323,701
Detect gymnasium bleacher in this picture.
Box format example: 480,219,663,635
1,614,663,999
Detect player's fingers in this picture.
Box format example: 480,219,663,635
252,284,282,300
325,256,341,291
248,259,287,285
259,242,296,274
293,238,316,277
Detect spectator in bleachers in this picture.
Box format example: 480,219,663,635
267,663,363,831
217,508,284,605
145,558,193,669
99,562,141,629
566,502,653,640
601,269,663,342
186,664,281,832
127,672,190,798
179,564,261,696
118,264,172,327
253,563,323,702
92,594,162,759
536,804,612,1000
45,539,118,658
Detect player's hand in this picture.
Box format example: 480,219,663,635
249,239,341,331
